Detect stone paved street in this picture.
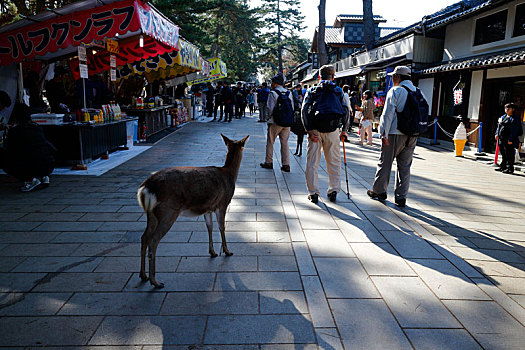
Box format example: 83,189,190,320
1,114,524,349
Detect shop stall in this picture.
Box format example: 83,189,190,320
0,0,180,167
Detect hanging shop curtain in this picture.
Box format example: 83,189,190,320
0,0,179,66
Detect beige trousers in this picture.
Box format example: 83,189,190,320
265,123,290,166
305,129,341,195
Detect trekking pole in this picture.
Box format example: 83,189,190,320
341,136,350,199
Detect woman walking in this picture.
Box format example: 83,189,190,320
356,90,375,145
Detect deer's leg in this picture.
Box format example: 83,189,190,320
140,212,158,281
215,208,232,256
148,207,179,288
204,212,217,257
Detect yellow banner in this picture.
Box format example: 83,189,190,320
187,58,227,86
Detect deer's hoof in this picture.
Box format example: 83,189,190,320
225,251,233,257
139,273,149,282
210,251,218,258
150,280,165,289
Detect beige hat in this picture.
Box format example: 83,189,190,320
387,66,411,76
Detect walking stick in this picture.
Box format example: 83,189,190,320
341,136,350,199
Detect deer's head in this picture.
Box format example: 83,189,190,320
221,134,250,169
221,134,249,151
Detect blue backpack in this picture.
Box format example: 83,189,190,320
309,83,345,132
258,88,270,102
273,90,294,127
397,86,429,136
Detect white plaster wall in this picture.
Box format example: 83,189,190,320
468,70,484,121
487,65,525,79
443,0,525,61
417,78,434,113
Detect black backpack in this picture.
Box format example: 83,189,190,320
308,83,345,132
397,86,429,136
273,90,294,127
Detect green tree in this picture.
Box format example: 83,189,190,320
260,0,305,74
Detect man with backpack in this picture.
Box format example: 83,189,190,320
260,74,294,172
367,65,429,208
257,82,270,122
301,65,350,203
495,103,522,174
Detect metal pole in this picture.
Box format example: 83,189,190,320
475,122,486,156
18,62,24,103
82,78,87,109
431,117,439,145
341,136,350,199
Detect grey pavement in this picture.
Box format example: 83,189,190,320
0,112,524,349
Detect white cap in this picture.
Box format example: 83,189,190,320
387,66,411,76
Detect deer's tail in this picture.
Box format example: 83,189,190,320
137,186,158,212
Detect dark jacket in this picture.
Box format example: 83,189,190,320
222,86,234,104
496,114,522,148
2,122,55,180
301,81,349,133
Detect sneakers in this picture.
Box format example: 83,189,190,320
503,169,514,174
367,190,387,201
328,191,337,202
281,165,290,172
20,178,41,192
395,198,406,208
41,176,50,188
308,193,319,204
494,167,505,172
260,162,273,169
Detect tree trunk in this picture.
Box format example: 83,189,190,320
277,0,283,74
362,0,375,51
317,0,328,66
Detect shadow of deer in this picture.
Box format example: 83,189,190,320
137,134,249,288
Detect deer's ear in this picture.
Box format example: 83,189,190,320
221,134,230,145
240,135,249,147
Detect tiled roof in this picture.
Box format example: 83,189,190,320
379,27,403,37
425,0,503,30
417,48,525,74
336,14,386,22
324,27,344,44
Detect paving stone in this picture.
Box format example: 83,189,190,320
97,221,145,232
13,256,104,273
59,292,165,315
161,291,258,315
257,231,290,243
329,299,411,350
214,272,302,291
33,272,131,292
335,219,386,243
444,300,525,350
257,212,286,221
0,272,47,292
19,212,85,222
381,230,443,258
0,316,103,346
450,246,525,263
0,221,41,231
478,275,525,294
79,213,142,222
125,272,215,292
189,231,256,243
229,205,280,213
259,291,308,314
51,232,126,243
302,275,335,328
362,211,413,231
0,231,60,243
177,256,257,272
315,258,379,298
258,255,297,271
292,242,316,276
0,256,26,272
260,345,317,350
62,205,122,213
350,243,416,276
372,276,461,328
407,259,490,300
405,329,482,350
225,243,294,256
89,316,206,345
303,230,354,257
510,294,525,308
0,292,71,315
0,243,81,257
204,315,316,344
94,256,180,273
315,328,344,350
296,210,338,230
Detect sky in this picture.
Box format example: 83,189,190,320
250,0,461,40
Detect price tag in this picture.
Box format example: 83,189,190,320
110,68,116,81
79,63,89,79
106,38,119,54
78,46,87,61
110,55,116,68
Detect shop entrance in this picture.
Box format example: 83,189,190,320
481,78,525,152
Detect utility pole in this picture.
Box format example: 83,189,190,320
363,0,375,51
318,0,328,66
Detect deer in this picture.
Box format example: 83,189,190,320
137,134,249,288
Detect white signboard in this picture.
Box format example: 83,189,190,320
79,63,89,79
110,55,116,68
78,46,87,62
110,68,116,82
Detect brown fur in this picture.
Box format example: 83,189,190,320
137,134,249,288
